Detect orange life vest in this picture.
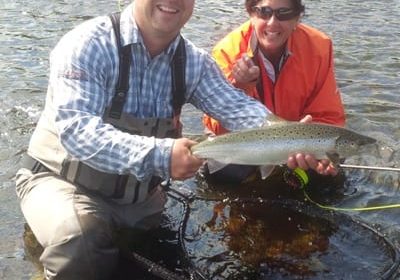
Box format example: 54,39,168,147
203,21,345,135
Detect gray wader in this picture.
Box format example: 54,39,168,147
15,13,186,280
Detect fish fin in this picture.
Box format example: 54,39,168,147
259,165,276,179
262,114,288,127
326,152,341,167
206,159,227,174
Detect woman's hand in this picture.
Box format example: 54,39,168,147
287,114,338,176
287,154,338,176
232,54,260,85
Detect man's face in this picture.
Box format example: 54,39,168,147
134,0,195,38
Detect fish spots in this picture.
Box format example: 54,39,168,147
193,122,373,165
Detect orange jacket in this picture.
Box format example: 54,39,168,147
203,21,346,135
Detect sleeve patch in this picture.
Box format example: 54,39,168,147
59,69,88,81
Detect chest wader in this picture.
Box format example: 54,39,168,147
23,13,186,204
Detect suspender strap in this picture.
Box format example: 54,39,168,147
108,13,186,120
108,12,132,119
171,37,186,116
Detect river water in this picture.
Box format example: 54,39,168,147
0,0,399,279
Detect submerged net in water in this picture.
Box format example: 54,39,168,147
182,198,399,279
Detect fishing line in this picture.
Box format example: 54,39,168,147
302,188,400,212
284,166,400,211
305,165,400,211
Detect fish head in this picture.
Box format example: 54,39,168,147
335,130,376,156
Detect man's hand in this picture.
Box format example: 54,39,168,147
287,114,338,176
170,138,204,180
232,54,260,85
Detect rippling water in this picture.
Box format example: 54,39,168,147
0,0,399,279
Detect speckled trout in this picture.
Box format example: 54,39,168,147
191,122,376,169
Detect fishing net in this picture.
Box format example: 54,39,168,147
180,198,399,279
162,170,400,280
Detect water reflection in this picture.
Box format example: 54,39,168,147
202,201,333,278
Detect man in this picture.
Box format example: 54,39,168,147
15,1,336,279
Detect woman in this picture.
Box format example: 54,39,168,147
202,0,345,183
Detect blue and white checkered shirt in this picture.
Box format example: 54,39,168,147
47,4,269,181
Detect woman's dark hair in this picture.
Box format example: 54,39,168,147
245,0,305,15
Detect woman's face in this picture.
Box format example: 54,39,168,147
250,0,300,55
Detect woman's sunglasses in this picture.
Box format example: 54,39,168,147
252,6,300,21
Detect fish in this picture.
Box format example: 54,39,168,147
191,121,376,176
